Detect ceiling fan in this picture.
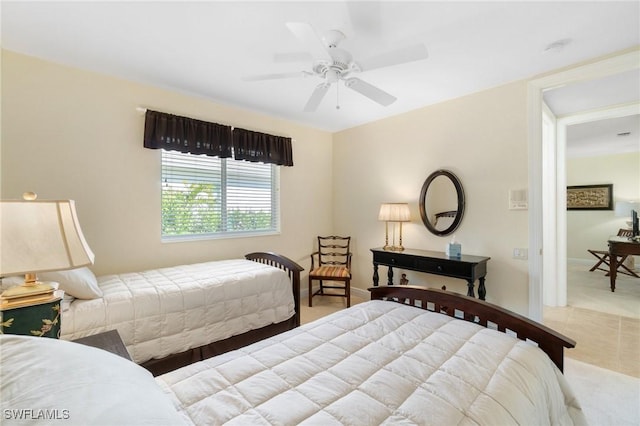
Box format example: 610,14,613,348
243,22,429,112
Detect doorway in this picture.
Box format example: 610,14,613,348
527,49,640,321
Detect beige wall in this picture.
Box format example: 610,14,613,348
2,50,564,315
333,81,531,313
1,50,334,275
567,151,640,260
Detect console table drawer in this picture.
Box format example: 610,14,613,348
415,259,470,276
373,251,416,269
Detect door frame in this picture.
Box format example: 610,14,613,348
527,49,640,321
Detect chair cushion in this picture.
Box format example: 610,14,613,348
310,266,350,278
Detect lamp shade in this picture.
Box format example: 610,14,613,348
0,199,95,276
378,203,411,222
615,200,639,217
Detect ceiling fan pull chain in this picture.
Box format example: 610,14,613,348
336,82,340,110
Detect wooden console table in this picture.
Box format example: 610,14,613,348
371,248,491,300
608,236,640,292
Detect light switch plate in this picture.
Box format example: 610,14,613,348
513,248,528,260
509,189,528,210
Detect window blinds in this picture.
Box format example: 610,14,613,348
161,150,278,238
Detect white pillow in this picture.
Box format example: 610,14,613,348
38,267,102,299
1,335,186,425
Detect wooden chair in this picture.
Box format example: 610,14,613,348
588,228,640,278
308,236,352,307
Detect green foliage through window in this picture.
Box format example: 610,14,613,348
161,150,278,239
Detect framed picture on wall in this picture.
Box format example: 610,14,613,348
567,184,613,210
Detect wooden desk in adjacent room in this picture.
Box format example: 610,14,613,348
371,248,491,300
608,236,640,292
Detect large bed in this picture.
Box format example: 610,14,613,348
2,252,303,376
0,286,586,425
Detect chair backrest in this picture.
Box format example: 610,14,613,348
618,228,633,238
317,236,351,268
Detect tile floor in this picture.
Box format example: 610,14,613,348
543,262,640,378
543,305,639,377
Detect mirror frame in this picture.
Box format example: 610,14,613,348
419,169,465,236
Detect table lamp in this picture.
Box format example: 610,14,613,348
378,203,411,251
0,193,95,305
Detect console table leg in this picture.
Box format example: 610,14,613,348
466,280,475,298
609,249,617,292
373,264,379,287
387,266,394,286
478,277,486,301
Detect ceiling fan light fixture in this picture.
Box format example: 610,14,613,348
326,69,339,83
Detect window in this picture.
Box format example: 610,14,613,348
161,150,279,240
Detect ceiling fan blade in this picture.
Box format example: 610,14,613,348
356,44,428,72
344,77,396,106
285,22,333,62
303,83,330,112
242,71,311,82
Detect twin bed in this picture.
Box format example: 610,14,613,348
0,254,587,425
57,252,304,375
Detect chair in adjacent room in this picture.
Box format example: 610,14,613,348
308,236,352,308
587,228,640,278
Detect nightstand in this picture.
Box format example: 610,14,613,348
0,297,62,338
72,329,131,361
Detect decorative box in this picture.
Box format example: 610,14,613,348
446,242,462,258
0,297,62,338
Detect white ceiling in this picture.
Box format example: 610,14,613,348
544,68,640,158
2,1,639,134
544,69,640,118
566,114,640,158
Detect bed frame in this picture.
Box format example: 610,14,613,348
369,285,575,372
140,252,304,376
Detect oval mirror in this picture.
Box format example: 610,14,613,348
419,170,465,236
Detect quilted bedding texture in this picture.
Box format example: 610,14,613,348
60,259,294,363
157,300,587,425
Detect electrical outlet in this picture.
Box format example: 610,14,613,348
513,248,528,260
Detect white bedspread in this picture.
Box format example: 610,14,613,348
157,300,587,425
60,259,294,363
1,335,186,426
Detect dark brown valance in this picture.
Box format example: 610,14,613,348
232,127,294,167
143,110,233,158
144,110,294,166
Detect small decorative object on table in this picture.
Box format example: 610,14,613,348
446,235,461,258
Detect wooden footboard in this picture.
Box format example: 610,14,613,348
369,285,575,372
246,252,304,327
141,252,304,376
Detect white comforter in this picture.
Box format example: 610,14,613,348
60,259,294,363
157,300,587,425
